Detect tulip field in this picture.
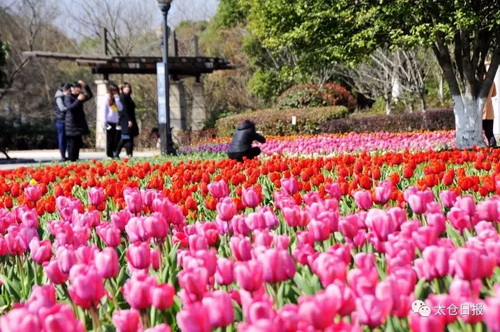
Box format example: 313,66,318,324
1,131,500,332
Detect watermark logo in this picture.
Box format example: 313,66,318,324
411,300,484,317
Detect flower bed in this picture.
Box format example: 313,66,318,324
0,146,498,331
179,131,456,156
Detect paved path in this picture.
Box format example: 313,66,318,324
0,149,160,170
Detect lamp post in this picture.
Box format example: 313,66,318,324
157,0,176,155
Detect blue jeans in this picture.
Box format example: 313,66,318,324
56,122,67,159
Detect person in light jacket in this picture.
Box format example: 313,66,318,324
64,81,93,161
101,82,122,158
227,120,266,162
483,83,497,147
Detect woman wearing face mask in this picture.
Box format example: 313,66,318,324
102,82,122,158
115,82,139,158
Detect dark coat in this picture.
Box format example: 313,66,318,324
119,93,139,137
64,86,92,136
227,122,266,153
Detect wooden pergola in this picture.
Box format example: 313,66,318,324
22,51,234,80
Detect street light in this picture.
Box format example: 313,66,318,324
157,0,176,155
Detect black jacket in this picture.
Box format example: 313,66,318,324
64,85,93,136
119,93,139,137
227,122,266,153
54,90,67,123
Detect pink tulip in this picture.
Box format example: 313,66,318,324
144,213,169,239
43,260,69,284
111,210,133,231
299,292,338,330
216,258,234,285
365,209,395,241
112,309,143,332
407,194,426,214
449,278,482,299
352,190,372,210
68,265,106,309
125,217,149,243
126,242,151,270
451,247,481,280
281,177,299,195
311,253,347,287
273,235,290,250
326,281,355,317
230,236,252,261
152,283,175,310
242,187,261,208
178,267,209,303
88,187,105,206
354,253,375,270
95,247,119,279
123,273,157,309
202,291,234,328
56,246,77,274
278,304,300,332
231,215,251,236
454,195,475,216
177,303,211,332
123,188,143,214
308,220,330,242
145,324,171,332
409,312,446,332
75,245,98,265
439,190,456,208
425,212,446,236
339,216,360,239
96,223,121,247
476,199,499,221
447,208,473,232
38,303,84,332
150,248,161,270
253,229,274,248
325,182,342,200
25,185,43,202
257,248,296,283
141,189,157,207
216,197,237,221
484,296,500,332
355,294,392,327
25,284,57,314
208,180,229,199
29,238,52,264
21,209,38,228
0,308,41,331
282,206,309,227
347,268,379,297
234,260,264,292
373,182,391,204
412,226,437,251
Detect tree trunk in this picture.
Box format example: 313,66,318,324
419,91,426,112
385,98,392,115
453,94,486,149
438,75,444,103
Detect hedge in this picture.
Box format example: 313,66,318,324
0,117,58,153
216,106,349,137
320,108,455,134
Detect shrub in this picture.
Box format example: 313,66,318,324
320,108,455,133
276,83,357,110
216,106,349,137
0,117,58,153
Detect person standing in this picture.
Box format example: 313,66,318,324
483,82,497,147
101,82,122,158
115,82,139,157
64,81,93,161
54,83,71,161
227,120,266,162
